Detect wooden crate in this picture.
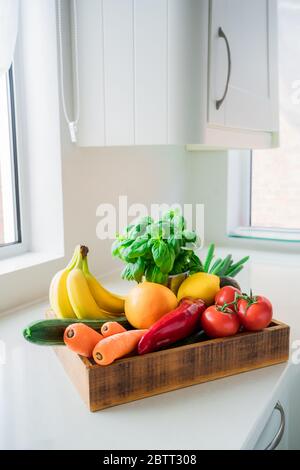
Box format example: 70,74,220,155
53,319,289,412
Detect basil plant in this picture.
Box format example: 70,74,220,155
111,210,203,284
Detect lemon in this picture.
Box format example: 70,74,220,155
177,272,220,305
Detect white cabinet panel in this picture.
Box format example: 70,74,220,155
76,0,105,146
225,0,277,131
134,0,168,144
103,0,134,145
168,0,203,143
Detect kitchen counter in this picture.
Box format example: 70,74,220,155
0,248,299,450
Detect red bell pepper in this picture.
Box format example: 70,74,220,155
138,297,206,355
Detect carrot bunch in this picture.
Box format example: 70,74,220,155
64,321,147,366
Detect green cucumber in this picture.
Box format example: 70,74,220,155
23,317,130,346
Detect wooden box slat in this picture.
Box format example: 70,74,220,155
53,319,289,412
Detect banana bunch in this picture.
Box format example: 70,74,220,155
49,245,125,319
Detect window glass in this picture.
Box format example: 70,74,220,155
251,0,300,230
0,69,20,246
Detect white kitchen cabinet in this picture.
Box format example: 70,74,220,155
252,365,300,450
74,0,278,148
207,0,278,143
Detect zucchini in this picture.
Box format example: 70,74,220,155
23,317,130,346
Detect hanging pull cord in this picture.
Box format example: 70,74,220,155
57,0,80,143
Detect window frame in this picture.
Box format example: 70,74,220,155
227,150,300,243
0,56,29,260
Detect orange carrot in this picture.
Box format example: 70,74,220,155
101,321,127,337
93,329,147,365
64,323,103,357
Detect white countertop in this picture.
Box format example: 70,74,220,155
0,248,299,450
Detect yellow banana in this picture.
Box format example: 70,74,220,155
82,256,125,315
67,249,114,320
49,246,79,318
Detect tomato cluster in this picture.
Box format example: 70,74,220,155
200,286,273,339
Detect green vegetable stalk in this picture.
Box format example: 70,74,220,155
203,243,249,278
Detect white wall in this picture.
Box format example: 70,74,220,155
61,143,191,276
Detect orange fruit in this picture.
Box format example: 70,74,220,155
125,282,178,329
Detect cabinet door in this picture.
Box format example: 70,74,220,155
209,0,278,133
76,0,105,146
103,0,134,145
77,0,134,146
134,0,168,144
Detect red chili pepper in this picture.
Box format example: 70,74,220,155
138,298,206,355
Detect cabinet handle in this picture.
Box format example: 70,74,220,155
216,27,231,110
265,401,286,450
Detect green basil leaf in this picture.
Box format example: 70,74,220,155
152,239,168,267
145,264,155,282
147,238,154,249
121,264,135,281
170,251,190,275
147,221,172,239
145,264,168,284
152,240,175,274
119,245,135,262
127,235,149,259
152,268,168,284
112,238,134,259
111,239,121,257
168,235,182,257
159,245,175,274
128,216,153,239
128,225,145,239
131,258,145,282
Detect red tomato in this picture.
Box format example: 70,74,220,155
201,306,240,338
237,296,273,331
215,286,241,310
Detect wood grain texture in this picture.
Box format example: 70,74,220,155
53,319,289,412
54,345,91,408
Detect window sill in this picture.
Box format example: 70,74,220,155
229,227,300,243
0,251,64,276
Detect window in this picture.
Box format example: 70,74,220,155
0,67,22,257
229,0,300,242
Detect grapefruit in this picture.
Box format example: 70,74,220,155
125,282,178,329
